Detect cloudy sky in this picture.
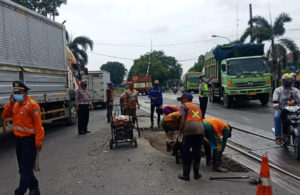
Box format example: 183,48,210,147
57,0,300,74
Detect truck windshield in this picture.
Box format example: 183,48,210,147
227,58,270,76
187,77,199,83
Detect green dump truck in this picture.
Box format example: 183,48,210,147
182,72,202,93
204,43,271,108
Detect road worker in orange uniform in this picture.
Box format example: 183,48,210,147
177,93,205,181
203,118,232,172
160,105,180,151
2,81,44,195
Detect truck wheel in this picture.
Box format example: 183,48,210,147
223,93,232,108
210,87,219,103
295,136,300,161
66,102,77,125
260,93,269,106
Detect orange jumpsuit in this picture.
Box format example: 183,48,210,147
2,97,44,146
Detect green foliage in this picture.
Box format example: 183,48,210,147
240,12,299,87
188,55,205,72
127,51,182,87
12,0,67,18
100,62,127,86
66,31,93,69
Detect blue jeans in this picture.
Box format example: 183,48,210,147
274,109,282,138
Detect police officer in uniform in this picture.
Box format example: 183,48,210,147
75,80,93,135
2,81,44,195
198,74,213,119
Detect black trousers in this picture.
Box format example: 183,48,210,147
150,104,161,126
78,104,90,133
199,96,208,119
15,135,38,195
181,134,203,165
212,150,223,168
106,104,113,122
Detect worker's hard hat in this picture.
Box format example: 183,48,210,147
154,80,159,84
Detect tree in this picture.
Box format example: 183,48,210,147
66,31,93,69
12,0,67,19
100,62,127,86
127,51,182,87
188,55,205,72
240,13,299,87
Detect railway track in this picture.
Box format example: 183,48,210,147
228,126,300,182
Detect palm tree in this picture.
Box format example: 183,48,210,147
66,31,94,69
240,13,299,87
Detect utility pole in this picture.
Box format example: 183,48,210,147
146,39,152,77
249,4,253,43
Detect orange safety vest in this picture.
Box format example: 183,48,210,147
204,118,229,137
184,102,203,122
164,111,180,127
2,97,45,146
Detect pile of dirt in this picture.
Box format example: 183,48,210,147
142,128,249,172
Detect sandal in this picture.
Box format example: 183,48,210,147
275,137,281,145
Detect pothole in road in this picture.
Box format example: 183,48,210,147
142,128,249,172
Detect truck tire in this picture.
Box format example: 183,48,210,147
210,87,220,103
65,102,77,125
223,93,232,108
260,93,269,106
295,135,300,161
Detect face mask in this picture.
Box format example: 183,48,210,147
14,94,24,102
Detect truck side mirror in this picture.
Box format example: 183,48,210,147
221,64,226,72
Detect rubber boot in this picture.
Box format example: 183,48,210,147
178,165,191,181
193,164,202,180
29,188,41,195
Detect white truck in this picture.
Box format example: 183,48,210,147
82,70,111,107
0,0,81,132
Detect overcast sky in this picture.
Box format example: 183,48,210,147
57,0,300,74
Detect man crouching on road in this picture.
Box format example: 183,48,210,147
177,93,205,181
2,81,44,195
203,118,232,172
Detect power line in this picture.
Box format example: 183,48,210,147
178,58,197,62
87,51,134,61
94,42,147,48
93,37,225,48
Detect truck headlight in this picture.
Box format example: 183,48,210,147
227,80,233,87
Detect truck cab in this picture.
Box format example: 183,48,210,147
205,43,272,108
221,56,271,106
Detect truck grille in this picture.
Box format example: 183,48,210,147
235,81,266,87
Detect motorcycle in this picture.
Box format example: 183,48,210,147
272,105,300,161
173,86,178,94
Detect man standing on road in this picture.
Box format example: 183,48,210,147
148,80,163,129
177,93,204,181
2,81,44,195
75,80,93,135
124,82,140,124
198,74,213,119
203,118,232,172
106,82,114,123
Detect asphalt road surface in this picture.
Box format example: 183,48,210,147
140,91,274,133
